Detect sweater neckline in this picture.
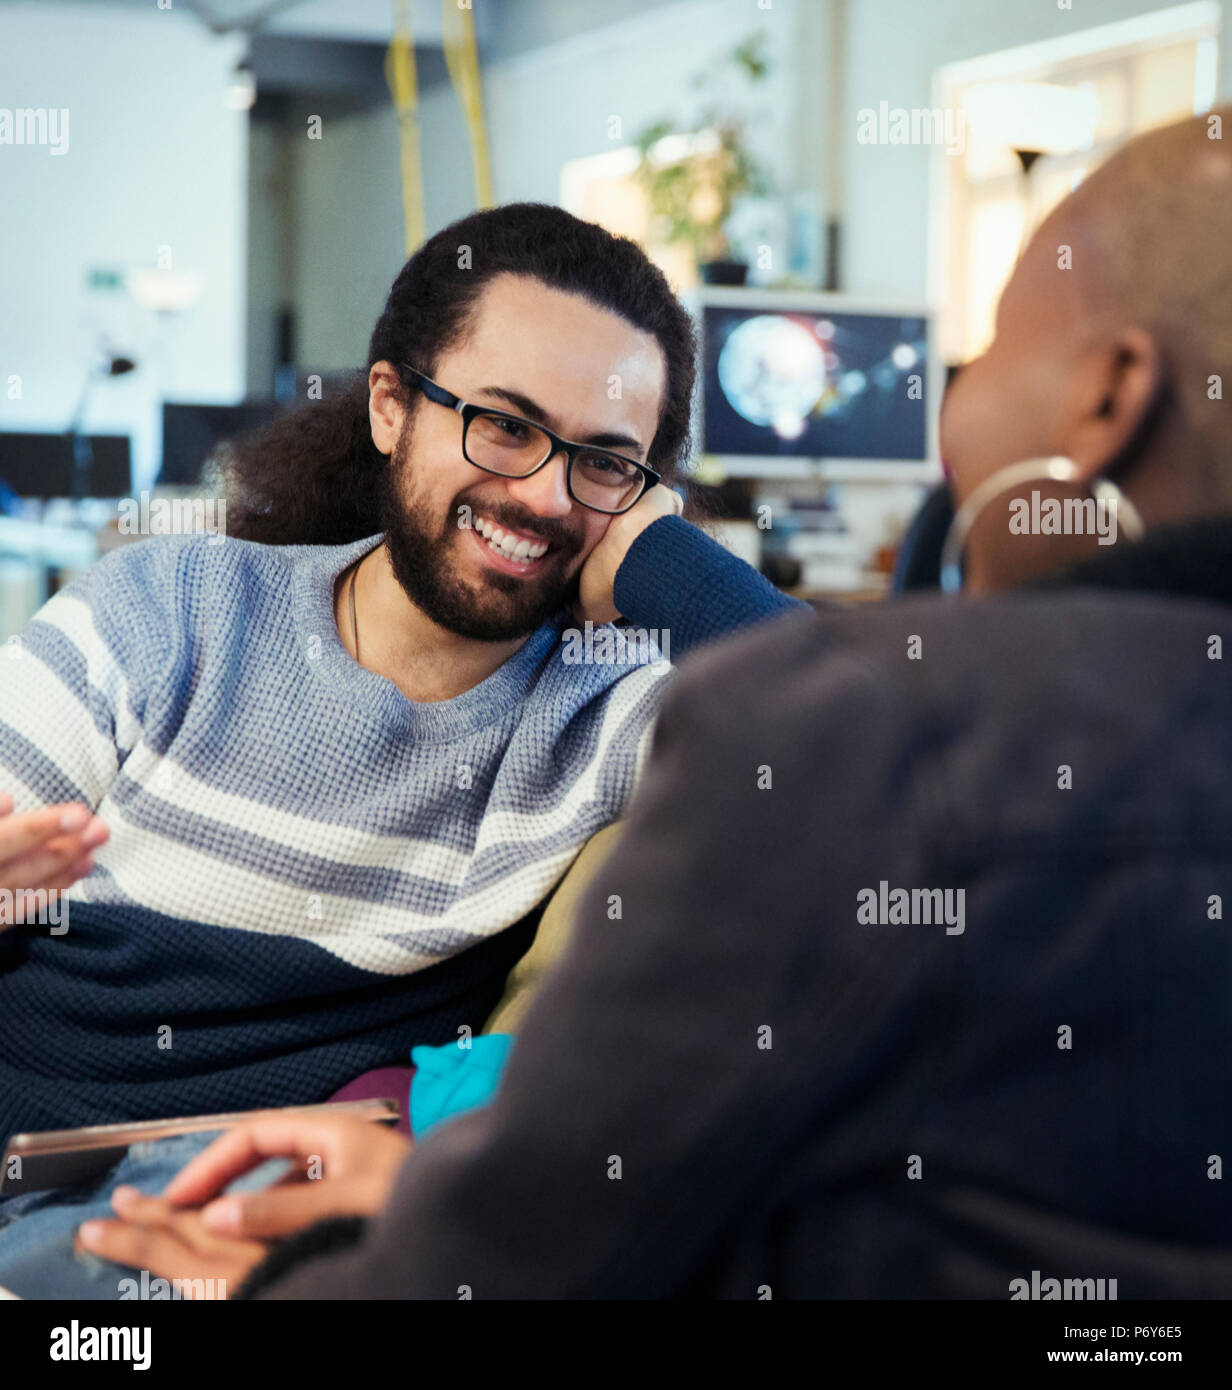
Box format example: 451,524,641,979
292,535,566,742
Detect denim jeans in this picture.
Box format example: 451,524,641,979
0,1130,289,1299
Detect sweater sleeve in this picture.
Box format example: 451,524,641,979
612,514,811,660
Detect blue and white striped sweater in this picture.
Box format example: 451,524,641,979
0,520,801,1138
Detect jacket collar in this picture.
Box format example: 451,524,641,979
1035,514,1232,607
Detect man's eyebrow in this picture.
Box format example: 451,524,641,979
475,385,645,456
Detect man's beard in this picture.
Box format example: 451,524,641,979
378,421,585,642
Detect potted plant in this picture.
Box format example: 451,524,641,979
633,34,772,285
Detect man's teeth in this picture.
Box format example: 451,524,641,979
474,516,549,562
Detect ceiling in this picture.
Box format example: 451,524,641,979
13,0,673,56
17,0,453,44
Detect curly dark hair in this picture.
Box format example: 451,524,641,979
224,203,697,545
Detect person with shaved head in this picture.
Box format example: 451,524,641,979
943,104,1232,590
72,108,1232,1301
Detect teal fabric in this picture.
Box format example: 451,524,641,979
410,1035,515,1138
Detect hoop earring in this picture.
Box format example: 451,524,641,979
938,456,1145,595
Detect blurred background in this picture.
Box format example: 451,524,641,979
1,0,1227,638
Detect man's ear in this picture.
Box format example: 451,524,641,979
368,361,405,457
1067,328,1163,481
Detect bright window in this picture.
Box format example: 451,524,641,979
934,4,1221,364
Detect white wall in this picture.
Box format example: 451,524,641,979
7,0,1211,487
419,73,499,236
0,2,247,488
289,97,406,372
481,0,810,268
271,83,476,375
246,115,291,397
281,0,811,368
458,0,1231,306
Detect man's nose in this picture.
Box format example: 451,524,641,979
502,450,573,519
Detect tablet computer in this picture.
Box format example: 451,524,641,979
0,1096,399,1196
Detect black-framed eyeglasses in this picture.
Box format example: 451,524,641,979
401,364,660,516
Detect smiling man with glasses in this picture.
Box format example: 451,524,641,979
0,204,802,1292
339,339,667,672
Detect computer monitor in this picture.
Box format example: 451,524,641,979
0,432,132,499
693,288,940,480
160,402,282,486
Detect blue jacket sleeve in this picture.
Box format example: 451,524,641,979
612,514,810,660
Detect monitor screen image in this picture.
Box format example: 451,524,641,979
701,299,931,465
160,402,282,486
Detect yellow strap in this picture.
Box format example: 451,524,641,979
386,0,425,255
442,0,493,208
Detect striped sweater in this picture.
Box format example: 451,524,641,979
0,518,801,1139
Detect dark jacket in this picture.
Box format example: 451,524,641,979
255,517,1232,1298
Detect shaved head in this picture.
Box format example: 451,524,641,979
940,106,1232,591
1063,109,1232,447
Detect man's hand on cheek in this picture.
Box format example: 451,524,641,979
76,1187,269,1299
574,486,683,625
